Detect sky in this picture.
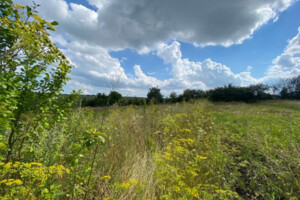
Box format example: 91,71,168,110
15,0,300,96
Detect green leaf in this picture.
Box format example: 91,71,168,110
98,135,105,143
51,21,59,26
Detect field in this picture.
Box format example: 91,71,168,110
1,100,300,199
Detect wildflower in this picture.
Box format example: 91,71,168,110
24,163,31,168
66,168,70,174
49,166,56,173
30,162,43,167
14,179,23,185
13,162,21,168
120,181,130,190
172,186,180,192
56,165,65,176
4,162,11,169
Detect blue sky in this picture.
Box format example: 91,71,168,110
17,0,300,96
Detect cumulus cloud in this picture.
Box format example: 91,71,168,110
61,27,300,96
266,27,300,79
18,0,293,51
157,41,258,89
51,35,165,96
12,0,299,96
61,37,259,96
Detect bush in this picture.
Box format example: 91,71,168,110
208,84,271,102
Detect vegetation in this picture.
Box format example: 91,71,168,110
147,87,164,104
208,84,272,102
80,76,300,108
1,1,300,200
2,99,299,199
82,91,123,107
81,92,146,107
277,75,300,99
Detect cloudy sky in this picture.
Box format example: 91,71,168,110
17,0,300,96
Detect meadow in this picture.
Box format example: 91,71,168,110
1,100,299,199
2,2,300,199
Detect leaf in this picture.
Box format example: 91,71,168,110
26,6,32,16
51,21,59,26
98,136,105,143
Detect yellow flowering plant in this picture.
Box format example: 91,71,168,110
0,161,69,199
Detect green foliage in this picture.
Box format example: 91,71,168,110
86,100,299,199
208,84,272,102
147,87,163,104
212,101,300,199
108,91,123,105
0,2,86,199
0,1,78,162
1,3,299,199
278,75,300,99
82,91,124,107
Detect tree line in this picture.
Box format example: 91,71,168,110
81,75,300,107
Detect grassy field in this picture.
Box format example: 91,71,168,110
1,100,300,199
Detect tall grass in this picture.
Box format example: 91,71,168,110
1,100,299,199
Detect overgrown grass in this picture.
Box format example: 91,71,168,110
1,100,299,199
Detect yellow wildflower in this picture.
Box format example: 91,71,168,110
14,179,23,185
4,162,11,169
30,162,43,167
13,162,21,168
172,186,180,192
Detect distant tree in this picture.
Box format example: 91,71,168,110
182,89,206,101
208,84,270,102
147,87,163,104
275,75,300,99
280,87,289,99
108,91,122,105
284,75,300,99
95,93,108,106
169,92,177,103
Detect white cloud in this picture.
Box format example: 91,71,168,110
12,0,300,96
17,0,293,51
62,38,260,96
157,42,258,89
53,35,164,96
266,27,300,79
63,28,300,96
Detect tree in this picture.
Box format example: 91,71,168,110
147,87,163,104
0,1,76,162
182,89,206,101
169,92,177,103
108,91,122,105
208,84,270,102
279,75,300,99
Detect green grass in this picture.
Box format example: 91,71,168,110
1,100,300,199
